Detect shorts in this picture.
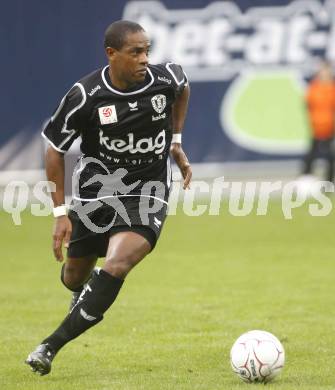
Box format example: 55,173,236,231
67,196,168,258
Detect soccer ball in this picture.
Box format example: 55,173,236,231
230,330,285,383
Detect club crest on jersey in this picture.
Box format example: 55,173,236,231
151,94,166,114
98,105,118,125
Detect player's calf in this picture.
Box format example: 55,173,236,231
66,266,102,311
61,255,97,291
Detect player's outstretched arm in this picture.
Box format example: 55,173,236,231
170,84,192,189
45,145,72,262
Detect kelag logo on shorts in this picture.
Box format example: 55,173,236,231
124,0,335,154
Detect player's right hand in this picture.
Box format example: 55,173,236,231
52,216,72,262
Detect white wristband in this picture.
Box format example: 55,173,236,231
53,205,68,218
172,133,182,144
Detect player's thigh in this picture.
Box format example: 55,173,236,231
63,254,98,286
104,231,152,278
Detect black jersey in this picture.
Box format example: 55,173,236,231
42,63,188,201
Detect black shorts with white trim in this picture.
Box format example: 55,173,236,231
67,196,168,258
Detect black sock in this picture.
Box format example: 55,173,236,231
43,269,123,353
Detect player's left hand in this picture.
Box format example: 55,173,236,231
170,143,192,189
52,215,72,262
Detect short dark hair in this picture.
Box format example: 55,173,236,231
104,20,145,49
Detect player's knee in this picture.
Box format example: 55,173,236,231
61,264,88,291
106,257,134,278
105,252,144,279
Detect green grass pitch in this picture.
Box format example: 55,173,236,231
1,201,335,389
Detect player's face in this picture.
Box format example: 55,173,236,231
107,31,150,87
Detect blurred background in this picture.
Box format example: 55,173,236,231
1,0,335,197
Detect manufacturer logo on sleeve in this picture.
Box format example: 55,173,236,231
98,105,118,125
88,85,101,97
158,76,172,84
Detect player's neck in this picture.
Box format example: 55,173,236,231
108,68,136,91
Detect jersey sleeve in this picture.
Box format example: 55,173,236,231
165,63,188,96
42,83,86,153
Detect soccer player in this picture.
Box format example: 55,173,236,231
25,20,191,375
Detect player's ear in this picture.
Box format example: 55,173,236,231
105,47,117,60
